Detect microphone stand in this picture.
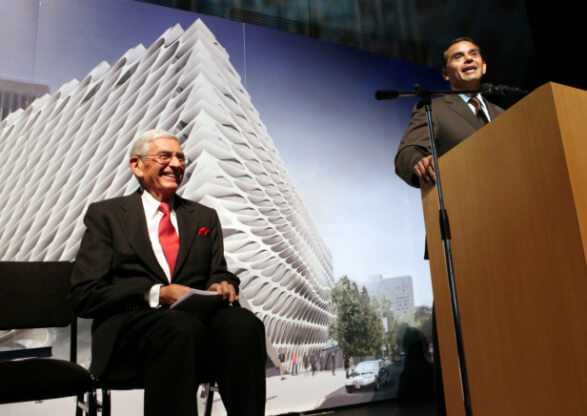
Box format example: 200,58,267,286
379,84,477,416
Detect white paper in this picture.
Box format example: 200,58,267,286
170,288,218,309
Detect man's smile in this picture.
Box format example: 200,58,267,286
462,65,478,74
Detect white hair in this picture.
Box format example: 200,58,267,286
129,129,180,157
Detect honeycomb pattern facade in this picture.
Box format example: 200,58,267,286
0,20,334,358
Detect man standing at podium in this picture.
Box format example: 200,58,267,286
394,37,503,415
395,37,504,186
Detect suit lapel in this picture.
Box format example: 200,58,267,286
485,99,501,121
173,196,199,279
121,192,167,283
443,94,484,130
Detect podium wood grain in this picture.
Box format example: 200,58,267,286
422,83,587,416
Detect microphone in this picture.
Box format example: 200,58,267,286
374,90,400,100
481,83,528,97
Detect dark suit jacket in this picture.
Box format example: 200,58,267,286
70,191,239,377
395,94,504,187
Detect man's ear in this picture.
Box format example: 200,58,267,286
442,68,449,81
481,62,487,76
129,156,143,179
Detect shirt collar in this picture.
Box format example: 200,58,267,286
141,190,174,218
459,92,487,110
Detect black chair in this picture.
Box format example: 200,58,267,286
0,261,97,416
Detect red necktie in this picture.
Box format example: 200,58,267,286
469,96,489,125
158,202,179,277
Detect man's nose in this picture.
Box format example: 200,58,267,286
169,155,183,167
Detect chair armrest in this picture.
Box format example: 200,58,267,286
0,346,52,362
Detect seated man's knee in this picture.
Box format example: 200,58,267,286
156,310,206,342
234,308,265,334
215,307,265,342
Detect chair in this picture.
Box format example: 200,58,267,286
0,261,97,416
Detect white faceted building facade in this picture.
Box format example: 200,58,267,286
0,20,334,360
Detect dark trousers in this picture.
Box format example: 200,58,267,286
109,306,266,416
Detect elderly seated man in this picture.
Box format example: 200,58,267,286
70,129,266,416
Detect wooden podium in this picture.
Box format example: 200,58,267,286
422,83,587,416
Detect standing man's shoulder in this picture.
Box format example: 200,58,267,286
400,95,452,143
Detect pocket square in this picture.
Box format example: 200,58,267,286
197,226,210,236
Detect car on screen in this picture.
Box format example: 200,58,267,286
345,359,391,393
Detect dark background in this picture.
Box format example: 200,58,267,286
136,0,585,94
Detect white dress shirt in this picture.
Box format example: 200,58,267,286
459,92,491,122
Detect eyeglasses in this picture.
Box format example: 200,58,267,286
140,151,188,166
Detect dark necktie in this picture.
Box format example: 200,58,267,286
158,202,179,277
469,96,489,125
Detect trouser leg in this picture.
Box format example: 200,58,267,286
109,309,207,416
208,307,266,416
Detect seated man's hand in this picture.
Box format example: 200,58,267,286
414,155,436,184
208,281,239,304
159,283,192,305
